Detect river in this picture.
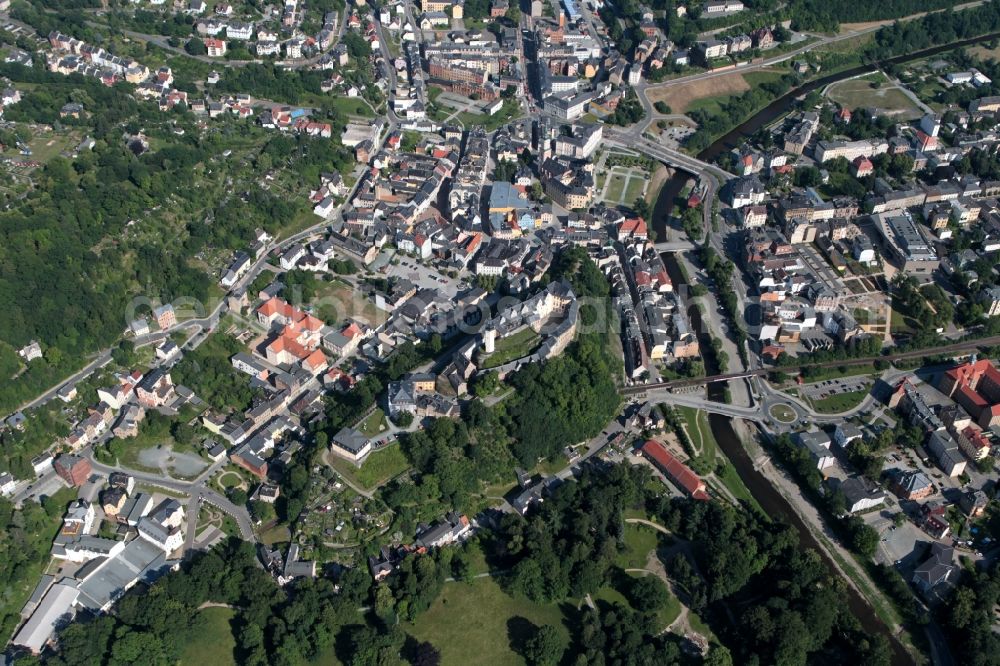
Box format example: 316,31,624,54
658,251,912,665
642,29,1000,666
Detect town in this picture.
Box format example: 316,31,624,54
3,0,1000,663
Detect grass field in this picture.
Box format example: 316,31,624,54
623,175,646,203
24,131,78,164
649,70,785,115
328,445,409,490
890,308,919,335
826,75,923,118
300,95,375,118
677,406,715,461
312,277,384,328
456,99,522,132
406,577,572,666
606,173,626,201
600,167,649,206
626,571,683,629
0,486,77,637
180,608,237,665
616,523,660,570
482,327,541,369
356,408,388,438
809,387,870,414
769,404,797,422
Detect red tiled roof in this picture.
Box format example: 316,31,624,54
303,349,327,371
640,440,709,500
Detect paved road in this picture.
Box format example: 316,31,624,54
604,129,735,181
85,454,255,540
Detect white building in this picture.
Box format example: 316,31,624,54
137,499,185,553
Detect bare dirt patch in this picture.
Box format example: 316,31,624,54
646,72,751,114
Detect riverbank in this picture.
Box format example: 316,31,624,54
654,227,916,664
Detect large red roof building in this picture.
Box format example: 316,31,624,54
639,440,710,500
938,358,1000,428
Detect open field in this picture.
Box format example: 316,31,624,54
769,404,797,423
179,607,237,665
407,577,573,666
599,166,650,206
826,75,923,118
328,445,409,490
714,462,760,509
648,71,751,114
615,523,660,569
649,70,785,115
311,277,384,327
606,173,626,201
356,408,388,438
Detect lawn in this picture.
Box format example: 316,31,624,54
825,75,923,118
890,307,919,335
260,523,292,545
311,277,383,328
300,95,375,118
809,386,871,414
0,486,77,638
623,174,647,204
677,406,715,460
356,408,388,438
328,445,410,490
25,131,78,164
456,99,521,132
406,577,573,666
768,403,797,423
625,571,682,629
605,173,626,202
615,523,660,570
650,69,785,115
481,327,541,369
180,607,237,665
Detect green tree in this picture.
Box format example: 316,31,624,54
626,575,669,612
633,196,650,218
522,625,563,666
229,488,248,506
185,37,206,55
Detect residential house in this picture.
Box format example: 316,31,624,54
912,543,956,596
837,476,886,514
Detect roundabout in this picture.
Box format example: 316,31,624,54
768,403,798,423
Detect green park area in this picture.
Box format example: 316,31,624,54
406,577,572,666
615,523,660,570
179,607,237,665
357,408,389,438
769,403,797,423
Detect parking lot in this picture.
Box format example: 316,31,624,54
799,375,872,401
383,256,465,298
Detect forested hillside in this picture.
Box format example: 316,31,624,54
0,63,351,414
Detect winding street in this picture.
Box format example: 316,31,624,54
84,453,255,541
